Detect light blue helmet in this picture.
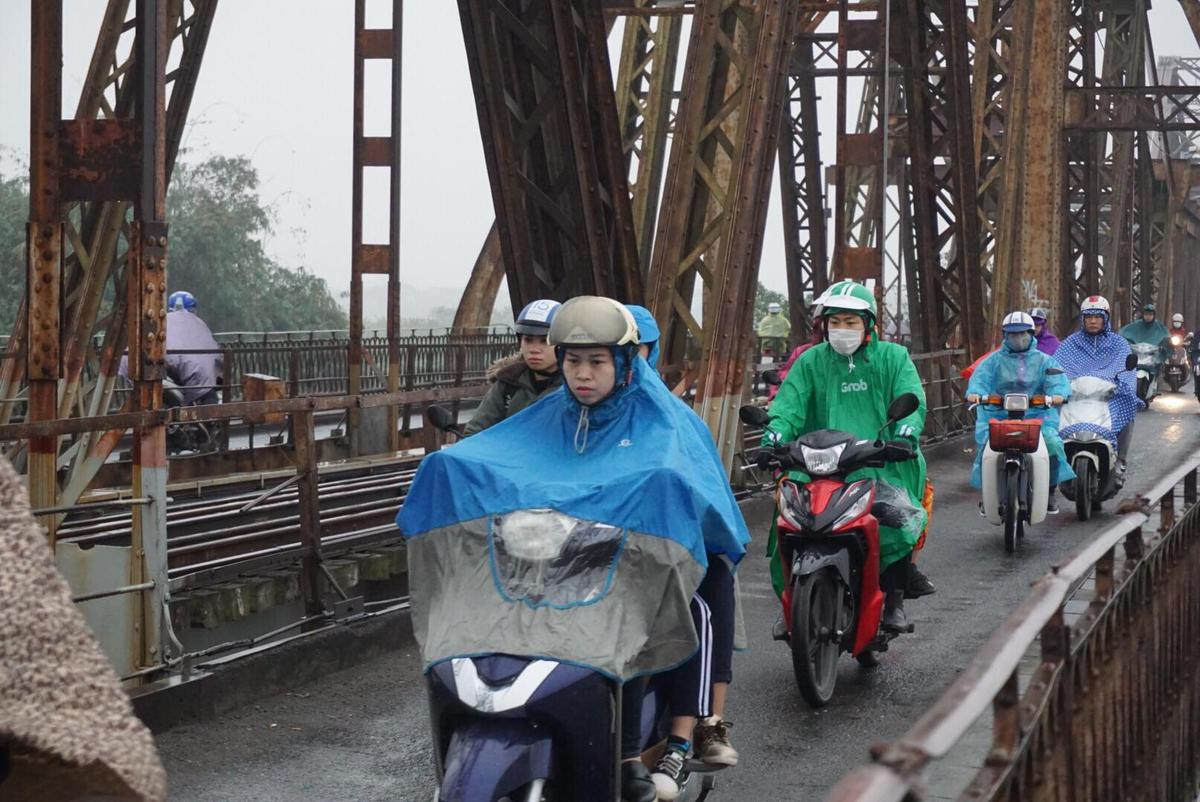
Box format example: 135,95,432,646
515,299,561,336
167,291,196,312
625,304,661,370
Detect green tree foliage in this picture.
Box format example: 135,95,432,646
0,171,26,334
166,156,346,332
0,156,346,337
753,281,788,323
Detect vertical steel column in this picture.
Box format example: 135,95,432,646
349,0,403,454
831,1,886,288
777,36,829,340
128,0,169,677
646,0,800,468
1062,0,1099,320
991,0,1068,326
970,0,1016,321
451,224,505,333
896,0,984,356
26,0,65,540
293,407,324,619
614,2,683,277
459,0,641,307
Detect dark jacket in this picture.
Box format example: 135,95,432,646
464,354,563,435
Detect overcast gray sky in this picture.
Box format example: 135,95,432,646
2,3,1198,316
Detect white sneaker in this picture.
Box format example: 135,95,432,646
651,748,687,801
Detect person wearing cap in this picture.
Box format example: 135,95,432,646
1029,307,1060,355
756,300,791,359
464,298,564,435
966,311,1074,513
762,279,930,634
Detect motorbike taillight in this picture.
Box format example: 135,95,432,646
777,480,810,531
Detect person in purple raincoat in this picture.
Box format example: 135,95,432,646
1030,307,1061,356
119,291,223,404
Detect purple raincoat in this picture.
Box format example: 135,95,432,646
119,310,223,404
1035,329,1061,355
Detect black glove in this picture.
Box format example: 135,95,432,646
754,449,775,470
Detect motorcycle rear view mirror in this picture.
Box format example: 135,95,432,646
885,393,920,425
1125,353,1138,372
762,369,782,387
426,404,459,434
740,404,770,427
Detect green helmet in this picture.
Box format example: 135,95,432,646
820,280,877,324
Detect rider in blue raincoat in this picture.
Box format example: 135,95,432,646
398,296,749,802
967,311,1075,513
1053,295,1140,480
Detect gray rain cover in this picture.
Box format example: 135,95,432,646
406,509,704,681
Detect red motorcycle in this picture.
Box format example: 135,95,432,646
741,393,920,707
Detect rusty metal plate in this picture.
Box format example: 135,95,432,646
135,221,169,379
361,136,394,167
357,28,394,60
844,18,882,52
59,119,141,202
843,132,883,166
26,222,61,381
358,244,393,275
839,247,882,283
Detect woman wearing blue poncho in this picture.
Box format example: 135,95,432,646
398,297,749,802
966,312,1075,513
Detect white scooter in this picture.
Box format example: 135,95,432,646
1129,342,1160,406
976,393,1058,553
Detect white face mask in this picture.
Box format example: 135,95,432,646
828,328,864,356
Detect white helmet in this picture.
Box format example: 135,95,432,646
1173,313,1184,326
767,302,782,314
1001,311,1035,333
1080,295,1111,317
548,296,639,348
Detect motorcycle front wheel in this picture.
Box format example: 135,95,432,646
790,569,842,707
1003,465,1019,553
1074,458,1094,522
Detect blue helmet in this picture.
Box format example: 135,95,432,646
167,291,196,312
515,299,561,336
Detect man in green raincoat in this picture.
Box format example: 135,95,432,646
756,302,791,358
761,280,928,635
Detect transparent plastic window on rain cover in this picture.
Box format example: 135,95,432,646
489,509,626,609
870,482,926,539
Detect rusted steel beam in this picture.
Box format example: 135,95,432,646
292,408,324,619
646,0,802,468
27,0,65,539
614,1,682,277
896,0,985,357
1066,86,1200,131
452,224,505,333
1097,4,1147,322
778,36,829,340
459,0,642,307
349,0,403,455
991,0,1067,328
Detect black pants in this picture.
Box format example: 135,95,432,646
662,555,736,719
621,679,646,760
880,552,912,594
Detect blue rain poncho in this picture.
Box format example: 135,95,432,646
626,305,661,370
966,340,1075,488
397,356,749,680
1055,316,1141,447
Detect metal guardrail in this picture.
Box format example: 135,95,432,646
825,455,1200,802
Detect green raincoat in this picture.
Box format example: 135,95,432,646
761,338,928,597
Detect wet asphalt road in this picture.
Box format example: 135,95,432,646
155,395,1200,801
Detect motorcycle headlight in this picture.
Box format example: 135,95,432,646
1172,335,1182,346
801,443,847,475
1003,394,1029,412
831,480,874,531
777,480,810,531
